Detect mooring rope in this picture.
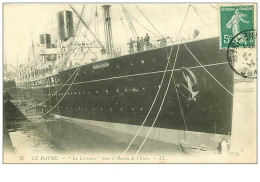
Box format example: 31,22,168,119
23,32,95,111
184,43,254,113
122,45,176,155
24,41,84,110
24,66,80,110
25,44,93,119
184,44,233,96
39,67,81,117
25,65,81,119
123,4,194,154
172,68,188,131
135,45,180,155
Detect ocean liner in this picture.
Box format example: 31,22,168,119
13,4,234,152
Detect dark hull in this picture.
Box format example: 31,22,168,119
23,37,234,135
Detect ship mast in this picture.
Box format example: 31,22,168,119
102,5,114,58
31,31,35,61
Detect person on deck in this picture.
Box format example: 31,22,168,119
136,37,141,52
128,38,134,53
140,37,144,51
159,37,167,47
101,47,106,55
144,33,150,50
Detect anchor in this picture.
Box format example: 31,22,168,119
176,67,199,101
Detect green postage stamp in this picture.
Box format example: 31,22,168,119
220,5,254,48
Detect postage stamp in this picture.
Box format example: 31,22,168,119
220,5,255,48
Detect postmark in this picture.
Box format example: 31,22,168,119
227,29,257,79
220,5,254,48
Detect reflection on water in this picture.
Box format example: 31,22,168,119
8,117,181,156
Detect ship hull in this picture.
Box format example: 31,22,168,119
22,37,234,146
55,114,229,149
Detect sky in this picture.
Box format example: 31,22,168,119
4,3,218,68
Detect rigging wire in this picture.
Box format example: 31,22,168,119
134,4,164,38
121,5,138,39
74,5,86,35
73,13,96,44
178,5,191,36
191,5,205,24
69,4,105,49
127,12,161,38
120,14,130,40
66,13,95,63
95,5,100,42
210,5,218,10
